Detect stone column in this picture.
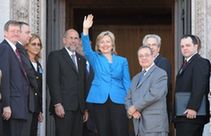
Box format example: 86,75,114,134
192,0,211,116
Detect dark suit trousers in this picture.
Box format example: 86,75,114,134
54,110,83,136
175,122,204,136
93,98,129,136
3,112,33,136
30,112,39,136
83,104,98,136
0,102,2,136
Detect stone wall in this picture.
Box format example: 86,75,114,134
0,1,10,41
192,0,211,120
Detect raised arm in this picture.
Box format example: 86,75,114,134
83,14,94,35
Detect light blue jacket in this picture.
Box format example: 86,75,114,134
81,34,131,104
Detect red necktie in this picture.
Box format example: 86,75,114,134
15,49,27,77
15,48,23,63
181,60,188,71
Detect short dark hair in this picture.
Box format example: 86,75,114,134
181,34,201,51
180,34,198,45
18,21,29,30
137,45,153,55
4,20,20,31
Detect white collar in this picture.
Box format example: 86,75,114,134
5,38,16,52
65,47,76,56
185,52,197,62
143,62,155,73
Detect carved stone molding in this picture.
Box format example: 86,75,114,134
10,0,41,35
11,0,29,22
29,0,41,35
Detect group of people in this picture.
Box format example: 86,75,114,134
0,20,43,136
0,14,210,136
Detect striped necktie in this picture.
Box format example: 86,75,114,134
71,54,78,71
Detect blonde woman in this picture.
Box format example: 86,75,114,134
82,14,131,136
25,34,43,136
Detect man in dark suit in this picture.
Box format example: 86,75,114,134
47,29,88,136
174,34,210,136
0,20,31,136
17,21,42,136
0,70,2,136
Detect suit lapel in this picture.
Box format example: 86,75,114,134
61,48,78,74
76,53,83,74
4,40,28,79
136,65,156,88
178,54,199,75
154,55,161,65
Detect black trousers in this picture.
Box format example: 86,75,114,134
3,112,33,136
54,110,83,136
175,122,204,136
83,103,99,136
93,98,129,136
0,102,2,136
30,112,39,136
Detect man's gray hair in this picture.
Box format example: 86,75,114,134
142,34,161,47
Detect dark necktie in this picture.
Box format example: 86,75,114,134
15,49,22,63
181,60,188,71
15,48,27,77
71,54,78,71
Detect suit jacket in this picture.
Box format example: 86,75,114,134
125,64,168,135
154,54,171,86
174,53,210,123
0,40,29,119
0,70,2,136
31,61,43,113
85,62,94,99
47,48,86,113
81,34,131,104
154,54,172,120
0,70,2,101
16,43,38,113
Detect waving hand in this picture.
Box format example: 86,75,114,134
83,14,94,35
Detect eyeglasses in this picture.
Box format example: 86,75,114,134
31,43,41,46
138,54,152,59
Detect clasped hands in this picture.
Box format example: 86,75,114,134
127,105,141,119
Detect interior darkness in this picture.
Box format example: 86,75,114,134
73,7,172,33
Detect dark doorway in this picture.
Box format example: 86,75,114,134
66,1,175,136
46,0,176,136
66,0,175,78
